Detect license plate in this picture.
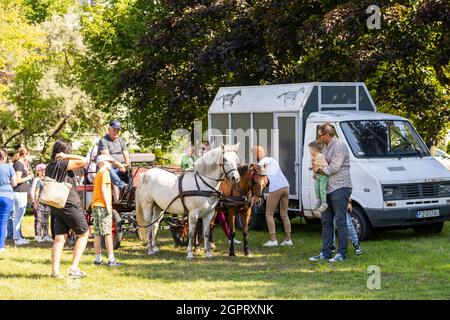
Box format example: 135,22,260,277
416,209,440,219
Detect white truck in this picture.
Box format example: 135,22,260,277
208,82,450,240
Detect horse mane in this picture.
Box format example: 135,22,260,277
237,164,249,177
194,147,222,174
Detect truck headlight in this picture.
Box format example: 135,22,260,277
383,186,401,200
439,184,450,196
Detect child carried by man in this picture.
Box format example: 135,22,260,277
308,140,329,212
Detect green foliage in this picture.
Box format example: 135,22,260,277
78,0,163,137
1,1,105,156
79,0,448,146
23,0,77,23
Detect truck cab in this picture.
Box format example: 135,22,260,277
302,111,450,240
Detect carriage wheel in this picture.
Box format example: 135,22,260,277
170,218,189,247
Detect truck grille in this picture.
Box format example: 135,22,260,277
398,183,441,199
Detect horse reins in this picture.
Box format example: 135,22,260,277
135,149,239,229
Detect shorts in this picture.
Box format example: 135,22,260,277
50,203,89,236
92,206,112,236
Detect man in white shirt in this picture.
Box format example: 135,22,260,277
253,146,293,247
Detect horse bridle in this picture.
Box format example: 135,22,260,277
219,151,239,181
249,169,267,199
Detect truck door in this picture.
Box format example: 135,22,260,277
274,113,298,198
302,122,337,212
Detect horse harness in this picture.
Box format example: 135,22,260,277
136,151,239,228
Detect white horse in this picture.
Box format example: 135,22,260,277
135,144,241,258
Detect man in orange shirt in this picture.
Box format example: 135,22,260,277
92,155,122,267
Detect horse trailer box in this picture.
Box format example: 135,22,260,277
208,82,450,239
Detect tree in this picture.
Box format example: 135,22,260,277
3,3,105,159
78,0,162,142
0,0,46,147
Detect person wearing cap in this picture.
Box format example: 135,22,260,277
97,120,130,191
31,163,52,242
92,154,122,267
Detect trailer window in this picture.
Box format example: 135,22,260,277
232,113,251,163
210,114,230,146
253,113,273,158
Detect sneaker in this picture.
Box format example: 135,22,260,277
317,203,328,212
107,259,123,267
68,268,87,279
280,240,293,246
94,260,104,266
43,236,53,242
14,238,29,246
353,242,363,255
35,236,44,243
329,253,346,262
309,252,330,261
262,240,278,247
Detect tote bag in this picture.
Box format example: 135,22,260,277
39,162,72,209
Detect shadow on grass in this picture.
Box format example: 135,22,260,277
0,273,46,280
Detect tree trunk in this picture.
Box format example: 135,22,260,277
40,116,70,157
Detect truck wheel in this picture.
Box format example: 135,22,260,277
350,207,373,241
101,210,122,250
413,221,444,235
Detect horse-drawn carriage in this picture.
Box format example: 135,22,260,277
75,144,268,258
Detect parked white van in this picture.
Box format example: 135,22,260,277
208,82,450,240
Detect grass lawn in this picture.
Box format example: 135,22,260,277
0,214,449,300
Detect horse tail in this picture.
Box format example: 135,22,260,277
135,172,147,241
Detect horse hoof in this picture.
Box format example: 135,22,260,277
186,253,194,259
205,252,213,259
229,253,236,257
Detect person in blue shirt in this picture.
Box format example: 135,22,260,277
0,149,17,253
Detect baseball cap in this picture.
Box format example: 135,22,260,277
96,154,115,164
109,119,121,129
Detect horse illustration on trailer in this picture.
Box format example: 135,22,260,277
216,90,242,109
276,87,305,107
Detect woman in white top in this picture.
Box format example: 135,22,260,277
252,146,293,247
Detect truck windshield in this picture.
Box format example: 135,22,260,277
340,120,430,158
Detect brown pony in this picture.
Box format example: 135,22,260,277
212,163,268,256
